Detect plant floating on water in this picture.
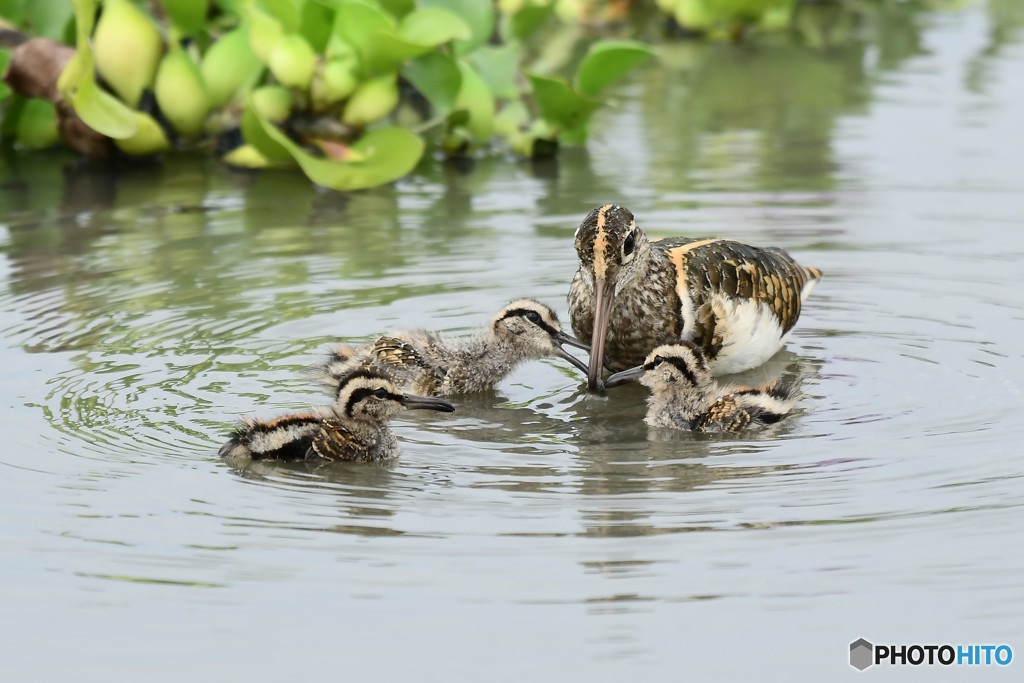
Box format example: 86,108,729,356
0,0,862,188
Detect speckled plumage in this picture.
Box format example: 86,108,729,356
219,369,454,464
604,342,798,432
313,299,589,396
569,204,822,389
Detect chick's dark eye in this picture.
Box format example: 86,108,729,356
526,311,542,324
653,355,664,366
373,388,388,399
623,232,636,256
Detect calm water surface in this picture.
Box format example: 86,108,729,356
2,4,1023,680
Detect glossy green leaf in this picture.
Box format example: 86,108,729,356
362,32,433,75
402,52,461,116
0,51,11,101
0,0,25,23
493,99,528,138
240,105,295,163
575,41,655,99
25,0,75,41
251,106,425,189
419,0,493,55
58,0,139,139
527,73,599,132
398,7,471,45
261,0,304,33
466,44,519,100
163,0,209,36
70,0,97,43
334,1,396,74
454,60,493,143
1,93,25,139
300,0,335,52
72,60,140,138
378,0,414,19
16,98,60,149
508,3,554,42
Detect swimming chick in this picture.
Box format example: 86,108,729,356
314,299,590,396
219,369,455,464
569,204,822,390
604,341,798,432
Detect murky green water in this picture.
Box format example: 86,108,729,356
3,3,1023,679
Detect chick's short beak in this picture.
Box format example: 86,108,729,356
400,394,456,413
604,365,644,389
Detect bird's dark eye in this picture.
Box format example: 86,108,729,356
526,310,542,324
623,231,636,256
373,388,388,399
653,355,664,366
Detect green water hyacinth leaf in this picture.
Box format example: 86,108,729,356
402,52,461,116
334,1,396,74
420,0,493,55
262,0,304,33
24,0,75,41
454,60,493,143
398,7,471,45
250,106,425,189
58,0,137,139
0,52,11,101
72,66,141,138
378,0,414,18
241,105,295,164
335,3,469,77
362,33,434,75
576,41,655,99
1,93,25,139
300,0,335,52
466,44,519,100
527,73,598,132
163,0,209,36
0,0,24,24
508,2,554,41
16,98,59,148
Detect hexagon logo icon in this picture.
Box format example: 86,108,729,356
850,638,874,670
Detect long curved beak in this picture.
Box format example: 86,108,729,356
588,277,616,392
551,331,590,375
400,394,456,413
604,364,644,389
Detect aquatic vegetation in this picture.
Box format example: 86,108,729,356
0,0,919,189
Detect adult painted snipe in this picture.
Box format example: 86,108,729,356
569,204,822,391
